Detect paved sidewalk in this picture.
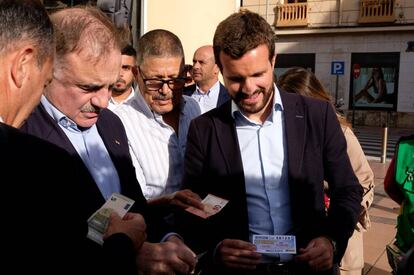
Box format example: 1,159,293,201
363,160,399,275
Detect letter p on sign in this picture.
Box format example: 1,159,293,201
331,61,344,75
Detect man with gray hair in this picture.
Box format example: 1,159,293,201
114,29,203,210
0,1,146,274
21,6,196,275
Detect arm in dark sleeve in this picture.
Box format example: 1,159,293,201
102,233,137,275
322,103,363,262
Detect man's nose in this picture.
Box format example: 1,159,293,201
241,78,256,93
92,88,110,109
159,82,171,95
193,62,201,69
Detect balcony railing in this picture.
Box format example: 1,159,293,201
274,3,308,27
358,0,396,24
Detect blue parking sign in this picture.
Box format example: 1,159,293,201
331,61,344,75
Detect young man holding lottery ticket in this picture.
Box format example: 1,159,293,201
178,10,363,275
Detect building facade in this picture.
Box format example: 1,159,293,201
243,0,414,128
42,1,414,128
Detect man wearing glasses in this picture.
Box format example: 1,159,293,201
114,29,203,210
21,7,197,275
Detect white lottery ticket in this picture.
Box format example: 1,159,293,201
253,235,296,254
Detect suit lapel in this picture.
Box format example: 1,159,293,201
37,104,79,156
280,90,306,177
213,101,245,180
96,110,121,168
217,83,230,107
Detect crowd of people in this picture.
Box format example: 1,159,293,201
1,1,412,275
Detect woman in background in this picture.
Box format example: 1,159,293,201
278,67,375,275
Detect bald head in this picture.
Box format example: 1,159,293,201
192,45,219,91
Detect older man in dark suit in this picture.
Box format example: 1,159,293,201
21,6,196,275
183,45,230,113
0,1,146,274
178,11,363,275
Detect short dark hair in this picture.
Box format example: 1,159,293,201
136,29,184,66
213,10,276,70
0,0,54,66
122,44,136,57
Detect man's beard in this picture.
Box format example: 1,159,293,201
233,86,273,115
112,79,132,94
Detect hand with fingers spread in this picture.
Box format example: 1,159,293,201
103,212,147,251
136,235,197,274
216,239,262,270
295,236,334,271
148,189,204,210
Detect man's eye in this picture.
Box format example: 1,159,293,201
79,85,101,93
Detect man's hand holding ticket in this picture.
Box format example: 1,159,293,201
185,194,228,219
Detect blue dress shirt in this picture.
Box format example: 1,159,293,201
41,96,121,200
232,85,293,261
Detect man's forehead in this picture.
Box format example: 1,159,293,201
121,54,136,64
57,51,120,82
141,56,183,68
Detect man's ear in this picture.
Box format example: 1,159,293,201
270,54,276,69
213,63,220,75
11,47,35,88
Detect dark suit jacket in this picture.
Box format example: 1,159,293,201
0,122,137,274
21,104,166,271
178,89,363,274
183,82,230,108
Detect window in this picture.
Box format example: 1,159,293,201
350,52,399,110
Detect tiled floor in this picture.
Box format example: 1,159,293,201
363,160,399,275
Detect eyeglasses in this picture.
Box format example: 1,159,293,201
138,67,186,91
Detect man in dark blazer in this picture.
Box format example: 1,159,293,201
178,11,363,275
21,6,196,275
0,1,146,274
183,45,230,113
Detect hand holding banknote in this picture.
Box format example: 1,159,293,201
87,193,136,245
148,189,204,210
104,212,147,251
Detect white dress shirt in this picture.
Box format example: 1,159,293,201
191,80,221,114
108,87,136,111
114,92,201,199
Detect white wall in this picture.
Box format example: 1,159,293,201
144,0,239,64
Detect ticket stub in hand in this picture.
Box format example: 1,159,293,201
87,193,135,245
185,194,228,219
253,235,296,254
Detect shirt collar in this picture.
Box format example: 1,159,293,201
0,116,3,123
133,91,187,120
41,95,80,131
109,87,135,105
231,84,283,120
195,80,220,96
